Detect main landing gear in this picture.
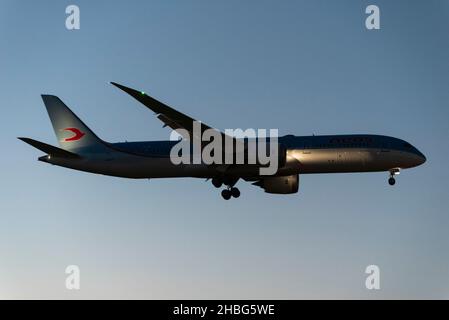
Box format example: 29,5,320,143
212,177,240,200
221,187,240,200
212,177,222,188
388,168,400,186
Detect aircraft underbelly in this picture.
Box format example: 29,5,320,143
49,155,212,179
101,157,214,178
289,148,401,173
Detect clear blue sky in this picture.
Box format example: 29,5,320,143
1,0,448,299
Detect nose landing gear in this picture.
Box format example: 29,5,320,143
388,177,396,186
388,168,400,186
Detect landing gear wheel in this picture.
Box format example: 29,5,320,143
212,177,222,188
231,187,240,198
388,177,396,186
221,189,232,200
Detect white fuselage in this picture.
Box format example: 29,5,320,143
41,138,426,180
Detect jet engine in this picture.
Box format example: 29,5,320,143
253,174,299,194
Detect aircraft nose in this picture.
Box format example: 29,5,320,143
418,152,426,165
415,150,426,166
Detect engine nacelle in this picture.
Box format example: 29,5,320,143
256,174,299,194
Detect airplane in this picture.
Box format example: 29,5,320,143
19,82,426,200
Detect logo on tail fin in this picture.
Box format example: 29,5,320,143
62,127,85,142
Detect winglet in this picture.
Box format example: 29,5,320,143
110,82,139,94
110,81,170,114
110,82,148,101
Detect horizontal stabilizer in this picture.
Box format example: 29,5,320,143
18,137,80,158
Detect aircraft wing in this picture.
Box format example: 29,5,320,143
111,82,230,142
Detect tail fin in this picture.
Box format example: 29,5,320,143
41,95,107,152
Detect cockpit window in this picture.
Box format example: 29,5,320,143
403,143,412,148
